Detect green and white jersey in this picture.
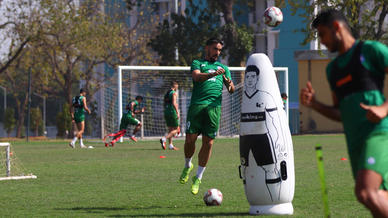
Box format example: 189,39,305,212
125,100,139,117
74,96,85,115
326,40,388,148
164,89,177,116
190,59,232,107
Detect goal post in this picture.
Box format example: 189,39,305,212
0,142,37,181
107,65,288,142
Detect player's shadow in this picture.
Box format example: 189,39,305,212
55,207,127,214
108,212,248,217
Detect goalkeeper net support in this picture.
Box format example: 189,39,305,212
0,142,37,181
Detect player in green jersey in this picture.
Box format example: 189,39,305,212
69,89,91,148
120,96,145,143
160,81,180,151
179,38,235,195
104,96,145,147
301,9,388,216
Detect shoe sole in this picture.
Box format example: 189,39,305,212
160,139,166,150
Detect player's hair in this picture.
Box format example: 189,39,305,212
135,96,143,101
281,93,288,99
170,81,178,87
206,37,224,46
312,9,351,32
80,88,85,93
245,65,260,76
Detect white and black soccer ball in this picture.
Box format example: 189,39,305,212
203,188,223,206
263,6,283,27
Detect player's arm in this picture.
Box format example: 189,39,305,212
172,92,180,119
70,106,75,122
223,74,235,93
133,103,146,114
130,102,136,116
82,97,91,114
359,66,388,123
192,68,225,82
300,81,341,122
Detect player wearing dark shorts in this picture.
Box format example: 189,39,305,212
301,9,388,216
178,38,235,195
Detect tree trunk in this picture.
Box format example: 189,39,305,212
217,0,235,24
15,93,28,138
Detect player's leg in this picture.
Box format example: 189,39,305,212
130,121,142,142
355,170,388,217
191,135,214,194
167,126,179,150
179,133,197,184
179,105,202,184
69,121,79,148
354,132,388,217
191,105,220,194
76,121,86,148
129,117,141,142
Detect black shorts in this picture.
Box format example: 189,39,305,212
240,134,275,166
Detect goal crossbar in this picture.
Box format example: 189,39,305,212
117,66,289,141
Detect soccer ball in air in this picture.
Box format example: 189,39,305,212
263,6,283,27
203,188,223,206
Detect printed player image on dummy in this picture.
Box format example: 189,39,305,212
239,53,295,215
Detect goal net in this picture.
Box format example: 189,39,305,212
101,66,288,140
0,142,37,181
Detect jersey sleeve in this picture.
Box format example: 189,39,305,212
362,41,388,76
190,60,201,72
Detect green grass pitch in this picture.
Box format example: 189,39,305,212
0,135,370,217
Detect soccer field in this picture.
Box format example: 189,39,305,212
0,135,370,217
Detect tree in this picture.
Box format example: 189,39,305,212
0,0,37,74
32,0,157,107
56,103,72,138
289,0,388,45
30,107,43,136
206,0,254,66
4,108,15,137
0,48,44,138
149,0,253,67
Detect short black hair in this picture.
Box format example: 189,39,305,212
281,93,288,98
245,65,260,76
135,96,143,101
312,9,350,30
170,81,178,87
206,37,224,46
80,88,85,93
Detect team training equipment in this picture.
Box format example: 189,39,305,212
101,66,288,141
203,188,223,206
264,6,283,27
239,53,295,215
0,142,37,181
315,144,330,218
103,129,127,147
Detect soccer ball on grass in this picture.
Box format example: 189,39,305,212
203,188,223,206
263,6,283,27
